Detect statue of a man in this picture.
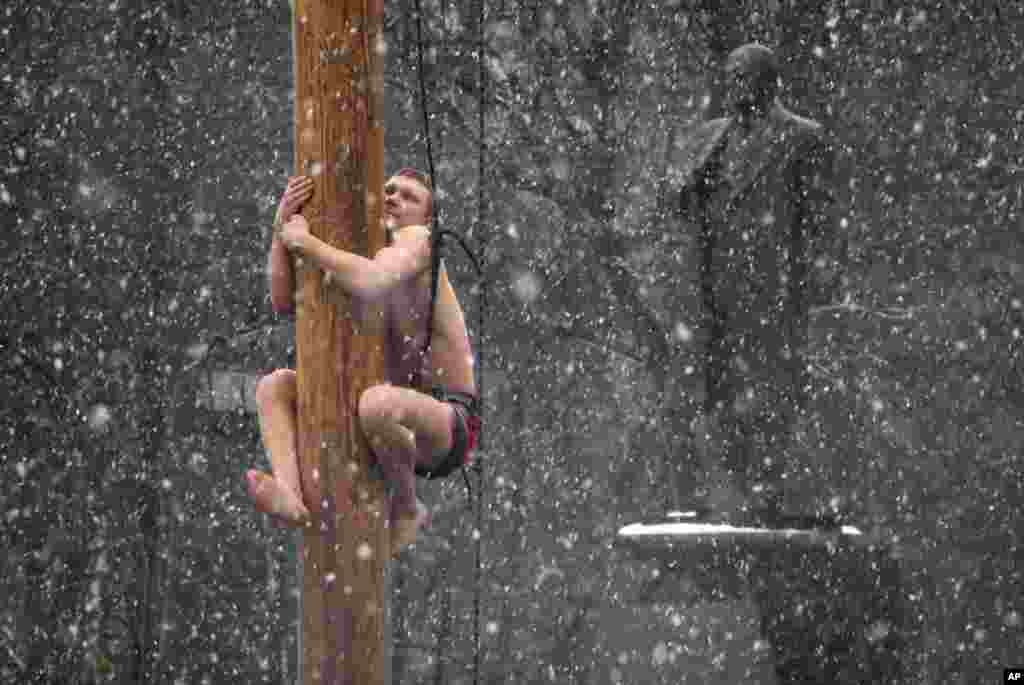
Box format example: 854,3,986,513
675,43,839,519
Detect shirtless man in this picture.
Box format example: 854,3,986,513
246,169,480,554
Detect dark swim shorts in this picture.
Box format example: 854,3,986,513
414,388,481,480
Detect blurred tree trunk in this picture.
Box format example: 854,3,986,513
122,4,185,679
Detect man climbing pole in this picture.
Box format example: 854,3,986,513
247,168,481,555
675,43,839,519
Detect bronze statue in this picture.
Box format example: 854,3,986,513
675,43,838,518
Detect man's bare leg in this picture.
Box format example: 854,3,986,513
367,427,424,555
359,384,452,555
247,369,310,526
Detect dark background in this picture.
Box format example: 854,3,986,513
2,1,1021,683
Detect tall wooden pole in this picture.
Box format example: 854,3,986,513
291,1,388,684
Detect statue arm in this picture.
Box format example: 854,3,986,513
799,134,843,306
668,118,730,225
677,176,704,222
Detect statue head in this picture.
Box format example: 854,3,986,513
724,43,779,117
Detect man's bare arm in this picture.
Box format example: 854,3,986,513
284,218,431,302
268,208,296,314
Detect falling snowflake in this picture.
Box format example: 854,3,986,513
87,404,112,431
511,270,541,304
651,641,668,665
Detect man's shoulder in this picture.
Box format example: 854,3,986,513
668,117,732,188
770,104,833,171
771,103,825,141
693,116,732,137
685,117,732,151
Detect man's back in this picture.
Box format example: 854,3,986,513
384,258,476,396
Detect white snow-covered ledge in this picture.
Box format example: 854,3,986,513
618,510,864,541
618,522,864,538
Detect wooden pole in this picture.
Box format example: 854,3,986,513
291,1,388,684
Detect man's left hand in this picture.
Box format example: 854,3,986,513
280,215,311,252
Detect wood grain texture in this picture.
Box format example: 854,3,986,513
291,2,387,683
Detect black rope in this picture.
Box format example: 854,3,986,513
412,0,485,481
411,1,489,683
413,0,442,366
471,0,488,683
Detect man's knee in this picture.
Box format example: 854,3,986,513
358,384,404,432
256,369,297,408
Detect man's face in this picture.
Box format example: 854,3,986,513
725,58,759,111
723,45,776,114
383,175,432,229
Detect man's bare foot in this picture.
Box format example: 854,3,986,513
246,469,310,527
390,500,431,557
370,424,417,455
415,498,432,530
390,515,419,557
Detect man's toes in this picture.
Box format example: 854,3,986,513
390,516,419,556
415,500,432,530
246,469,270,496
246,470,308,525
